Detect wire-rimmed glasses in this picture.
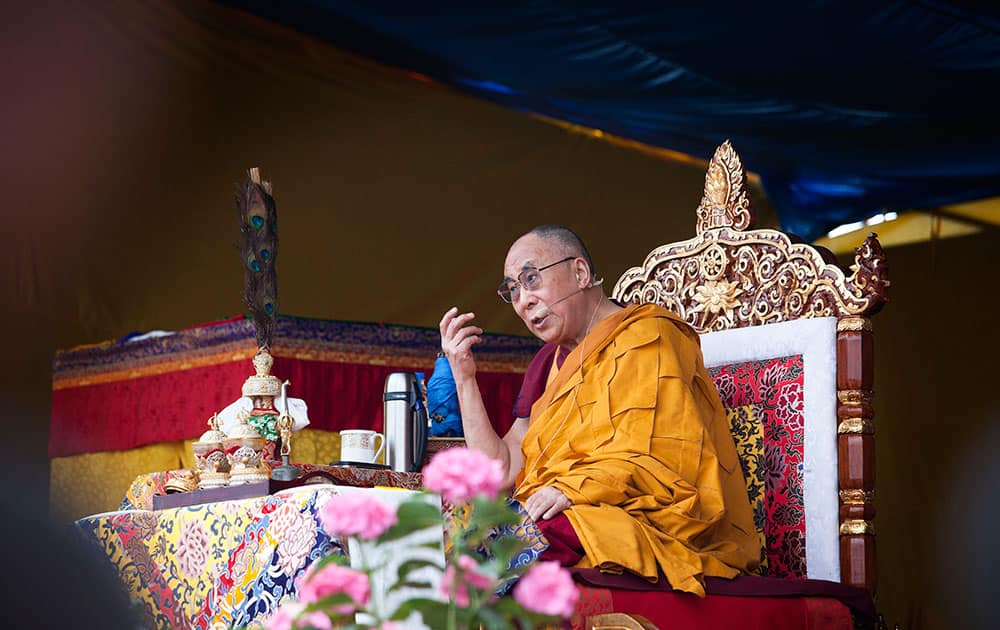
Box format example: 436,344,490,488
497,256,575,304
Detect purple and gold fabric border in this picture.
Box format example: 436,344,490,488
54,315,541,390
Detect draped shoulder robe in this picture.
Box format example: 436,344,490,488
513,303,760,596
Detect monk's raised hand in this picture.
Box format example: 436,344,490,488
524,485,571,521
439,307,483,382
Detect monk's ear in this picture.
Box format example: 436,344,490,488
574,258,590,287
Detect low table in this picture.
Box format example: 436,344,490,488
79,471,442,629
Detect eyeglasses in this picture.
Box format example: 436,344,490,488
497,256,575,304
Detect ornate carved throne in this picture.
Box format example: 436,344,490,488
585,141,888,628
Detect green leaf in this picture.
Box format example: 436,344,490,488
476,605,513,630
469,497,521,528
515,613,536,630
386,579,433,593
309,551,350,572
485,534,529,565
493,597,523,615
417,540,445,551
378,501,444,542
396,557,444,582
399,499,444,523
390,597,450,628
302,592,356,613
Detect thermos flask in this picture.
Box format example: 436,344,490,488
383,372,429,472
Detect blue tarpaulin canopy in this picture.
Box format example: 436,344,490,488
223,1,1000,240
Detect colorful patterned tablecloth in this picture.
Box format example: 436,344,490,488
77,485,348,629
89,464,548,629
88,465,428,629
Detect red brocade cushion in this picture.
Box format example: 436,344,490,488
569,569,875,630
708,355,807,578
570,584,854,630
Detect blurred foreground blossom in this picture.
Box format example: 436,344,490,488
438,555,496,607
319,493,398,540
297,563,371,614
266,601,333,630
421,447,505,504
514,561,580,618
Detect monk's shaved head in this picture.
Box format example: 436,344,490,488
527,225,597,284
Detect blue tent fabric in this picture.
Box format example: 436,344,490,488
427,356,463,437
222,1,1000,241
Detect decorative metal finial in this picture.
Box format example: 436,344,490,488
270,379,302,482
695,140,754,235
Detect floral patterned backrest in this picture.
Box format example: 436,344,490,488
712,355,807,577
612,141,888,594
701,318,838,581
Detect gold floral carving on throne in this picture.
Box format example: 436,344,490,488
613,141,889,331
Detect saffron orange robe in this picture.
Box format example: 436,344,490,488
513,303,760,596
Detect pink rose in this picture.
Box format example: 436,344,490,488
266,602,302,630
266,603,332,630
296,610,333,630
438,555,495,606
318,493,398,540
456,555,494,591
438,563,470,607
513,561,579,618
296,563,370,614
422,448,505,503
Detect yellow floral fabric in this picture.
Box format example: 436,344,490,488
50,441,188,523
723,404,769,574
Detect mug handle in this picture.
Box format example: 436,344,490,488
373,433,385,463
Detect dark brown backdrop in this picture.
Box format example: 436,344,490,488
4,2,997,628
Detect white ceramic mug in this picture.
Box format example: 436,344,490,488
340,429,385,464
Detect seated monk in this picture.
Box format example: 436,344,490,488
438,225,760,596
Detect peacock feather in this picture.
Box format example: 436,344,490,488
236,167,278,351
